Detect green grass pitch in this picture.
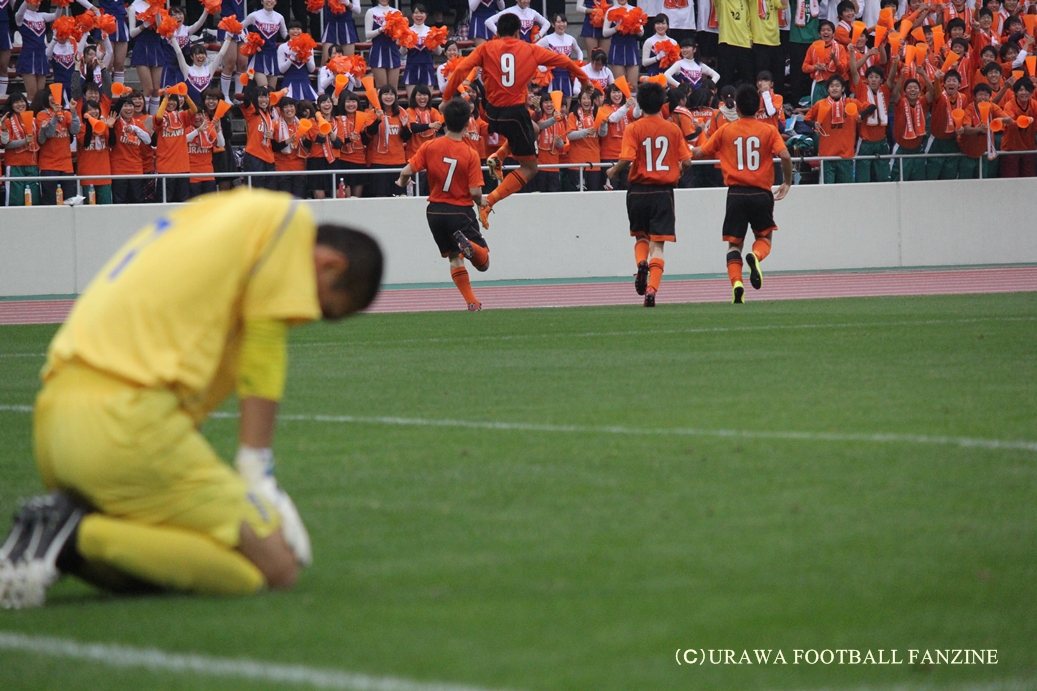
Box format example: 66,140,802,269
0,293,1034,691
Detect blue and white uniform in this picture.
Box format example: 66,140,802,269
579,0,607,39
402,24,437,86
242,9,287,75
77,0,131,42
217,0,246,40
0,0,13,52
278,41,317,100
485,6,550,42
15,5,56,75
642,34,677,76
321,0,360,45
130,0,165,67
604,5,641,66
161,24,193,88
537,31,582,97
49,39,78,99
469,0,503,40
365,5,401,69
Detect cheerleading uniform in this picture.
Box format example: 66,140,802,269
0,0,12,52
469,0,503,40
49,40,78,99
365,5,401,69
402,24,436,86
16,7,56,75
642,33,677,76
485,6,550,42
242,9,287,75
321,0,360,45
217,0,246,40
130,0,165,67
604,5,640,65
161,24,193,88
537,32,582,97
579,0,607,39
278,41,317,100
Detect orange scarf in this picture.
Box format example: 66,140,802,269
901,98,925,140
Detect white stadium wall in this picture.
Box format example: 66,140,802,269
1,178,1036,297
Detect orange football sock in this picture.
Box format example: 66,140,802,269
726,250,743,286
751,236,772,262
469,242,489,271
634,239,649,265
491,142,511,160
648,258,665,292
451,266,478,305
487,170,528,206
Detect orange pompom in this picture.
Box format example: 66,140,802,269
218,16,244,35
53,16,78,41
96,12,117,36
424,25,448,50
531,65,552,87
440,56,463,79
239,32,266,56
76,11,96,33
589,0,609,28
326,55,352,73
348,54,367,79
381,10,410,41
157,12,181,39
328,0,347,13
618,6,646,34
287,32,318,61
203,0,222,15
50,0,73,7
397,29,419,49
530,24,540,43
654,40,680,69
305,0,324,11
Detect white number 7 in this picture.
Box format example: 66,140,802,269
442,157,458,191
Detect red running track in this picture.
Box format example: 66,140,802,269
2,266,1035,325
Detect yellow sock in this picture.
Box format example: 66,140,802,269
77,514,265,596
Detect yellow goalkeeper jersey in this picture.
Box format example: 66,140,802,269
43,189,322,422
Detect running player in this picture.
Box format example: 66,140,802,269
442,12,587,229
605,82,694,308
692,84,792,304
0,190,383,608
396,98,490,311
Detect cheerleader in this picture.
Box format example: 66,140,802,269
279,22,318,101
302,92,341,198
468,0,504,45
128,0,167,112
1,93,41,205
75,0,130,86
14,0,61,101
321,0,361,62
642,13,678,77
218,0,248,101
170,35,232,107
335,91,368,198
77,99,116,204
31,86,80,204
435,40,460,92
601,0,642,91
536,14,583,98
109,96,152,203
46,32,78,105
484,0,549,43
598,83,633,189
0,0,12,98
581,49,614,95
364,84,410,196
271,96,307,198
242,0,288,88
576,0,609,55
365,0,402,89
185,108,224,198
160,5,210,90
239,81,278,188
318,44,360,96
402,5,442,99
566,83,606,191
534,93,567,192
404,84,442,193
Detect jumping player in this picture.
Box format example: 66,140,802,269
693,84,792,304
605,82,693,308
442,12,586,229
396,98,489,311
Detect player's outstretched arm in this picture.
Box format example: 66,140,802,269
774,149,793,200
532,44,588,87
442,45,484,100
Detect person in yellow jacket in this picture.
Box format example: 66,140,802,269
0,188,383,608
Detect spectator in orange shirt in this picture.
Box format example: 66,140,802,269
1000,77,1037,176
76,100,116,204
31,86,80,205
364,84,411,196
271,96,307,199
534,94,568,192
806,75,860,183
972,8,1000,54
833,1,857,47
566,83,607,191
335,91,369,198
957,83,1007,178
240,81,278,189
803,20,850,104
185,108,225,199
109,96,152,203
599,83,636,190
926,69,969,179
1,92,42,206
891,59,937,181
303,92,343,199
154,91,195,202
405,84,444,195
853,64,895,182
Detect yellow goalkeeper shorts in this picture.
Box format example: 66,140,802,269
33,364,280,548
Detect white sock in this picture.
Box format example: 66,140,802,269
148,96,159,114
220,73,232,101
113,71,125,85
233,73,244,96
0,78,8,97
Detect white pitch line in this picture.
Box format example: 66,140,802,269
1,405,1034,453
0,632,513,691
0,633,1029,691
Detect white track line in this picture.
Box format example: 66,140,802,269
0,632,511,691
0,632,1028,691
0,405,1033,453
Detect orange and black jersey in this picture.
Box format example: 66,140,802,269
409,136,485,206
442,37,586,107
619,114,692,187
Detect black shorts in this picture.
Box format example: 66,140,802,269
722,186,777,242
427,201,488,257
484,102,538,158
626,183,676,242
